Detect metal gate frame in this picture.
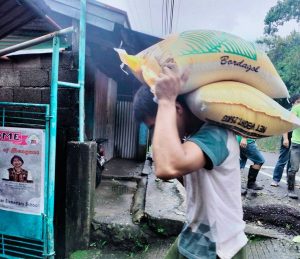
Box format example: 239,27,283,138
0,102,50,258
0,0,87,258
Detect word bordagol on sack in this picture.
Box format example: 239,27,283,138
220,56,260,73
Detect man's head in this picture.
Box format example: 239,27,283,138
133,85,192,137
133,85,158,127
290,93,300,106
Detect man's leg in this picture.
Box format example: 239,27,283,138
287,144,300,199
272,138,290,184
240,149,248,195
245,142,265,190
247,165,264,190
239,149,247,170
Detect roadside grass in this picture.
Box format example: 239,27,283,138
256,136,281,153
70,249,103,259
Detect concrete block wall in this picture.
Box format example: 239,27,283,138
0,53,78,127
0,52,82,145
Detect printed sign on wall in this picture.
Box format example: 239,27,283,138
0,127,45,215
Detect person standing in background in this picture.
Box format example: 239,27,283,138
271,94,300,187
237,136,265,194
286,95,300,199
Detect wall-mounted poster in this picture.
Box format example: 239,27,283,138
0,127,45,215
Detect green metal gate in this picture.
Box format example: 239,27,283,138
0,103,50,258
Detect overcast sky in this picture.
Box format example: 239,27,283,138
98,0,299,41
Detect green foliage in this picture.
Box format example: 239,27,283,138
98,240,107,249
285,223,292,230
70,249,103,259
257,32,300,96
126,252,135,257
264,0,300,35
157,227,165,234
256,136,281,153
258,0,300,96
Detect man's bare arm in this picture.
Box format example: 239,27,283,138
282,132,289,148
240,137,247,148
153,101,206,180
152,65,206,180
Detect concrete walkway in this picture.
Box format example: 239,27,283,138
71,156,300,258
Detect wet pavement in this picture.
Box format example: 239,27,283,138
102,158,144,179
245,151,300,200
242,151,300,214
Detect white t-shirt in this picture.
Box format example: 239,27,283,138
178,123,247,259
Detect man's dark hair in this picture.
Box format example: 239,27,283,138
133,85,188,123
289,93,300,105
133,86,158,123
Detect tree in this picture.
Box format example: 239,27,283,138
264,0,300,35
257,32,300,96
270,33,300,95
258,0,300,96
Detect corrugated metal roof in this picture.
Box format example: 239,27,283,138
0,0,38,39
0,17,69,55
0,0,160,79
0,0,131,55
42,0,130,31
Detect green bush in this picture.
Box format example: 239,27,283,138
256,136,281,153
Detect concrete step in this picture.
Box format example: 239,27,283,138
247,238,300,259
91,179,152,251
90,159,186,251
143,171,186,236
245,222,294,241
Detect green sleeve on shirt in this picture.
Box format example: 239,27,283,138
236,135,255,144
187,123,229,169
291,104,300,144
291,103,300,117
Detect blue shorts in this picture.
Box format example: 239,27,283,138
240,141,265,169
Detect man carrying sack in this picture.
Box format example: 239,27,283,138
133,60,247,259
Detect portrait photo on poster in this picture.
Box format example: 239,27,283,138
2,155,34,183
0,127,45,215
